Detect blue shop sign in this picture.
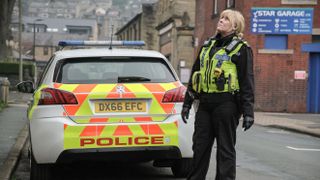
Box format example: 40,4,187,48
251,8,313,34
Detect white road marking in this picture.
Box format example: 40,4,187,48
286,146,320,152
267,130,290,134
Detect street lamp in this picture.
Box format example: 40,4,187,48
32,18,43,84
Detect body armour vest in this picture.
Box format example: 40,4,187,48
192,38,245,93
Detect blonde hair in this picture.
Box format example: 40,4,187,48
216,9,245,38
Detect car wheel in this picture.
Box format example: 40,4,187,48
30,152,52,180
171,158,193,178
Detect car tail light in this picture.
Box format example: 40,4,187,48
162,86,187,103
38,88,78,105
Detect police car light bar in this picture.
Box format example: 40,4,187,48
58,40,145,47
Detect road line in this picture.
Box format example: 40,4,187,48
286,146,320,152
267,130,290,134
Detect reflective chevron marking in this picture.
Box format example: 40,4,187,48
80,125,105,137
113,125,133,136
134,117,152,122
53,83,62,89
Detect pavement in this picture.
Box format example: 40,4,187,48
0,91,319,180
255,112,320,138
0,91,30,180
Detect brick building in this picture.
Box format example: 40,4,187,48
194,0,320,113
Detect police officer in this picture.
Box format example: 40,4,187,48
181,9,254,180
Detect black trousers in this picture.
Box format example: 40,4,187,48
187,94,240,180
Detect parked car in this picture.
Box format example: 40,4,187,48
17,40,195,180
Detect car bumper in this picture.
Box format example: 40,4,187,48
30,113,194,164
56,146,181,163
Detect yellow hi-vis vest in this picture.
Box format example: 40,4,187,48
192,39,244,93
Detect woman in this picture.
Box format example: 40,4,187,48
181,9,254,180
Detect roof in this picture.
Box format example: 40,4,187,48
12,17,97,34
34,33,90,46
115,13,142,35
54,48,166,60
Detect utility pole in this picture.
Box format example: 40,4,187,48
33,22,36,61
19,0,23,82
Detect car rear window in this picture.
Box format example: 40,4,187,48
54,57,177,84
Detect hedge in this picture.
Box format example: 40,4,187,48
0,100,6,112
0,62,35,76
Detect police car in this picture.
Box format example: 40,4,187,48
17,40,194,180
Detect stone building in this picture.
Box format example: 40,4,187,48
194,0,320,113
116,3,159,51
116,0,195,83
156,0,196,83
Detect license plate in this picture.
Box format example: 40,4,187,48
95,101,146,113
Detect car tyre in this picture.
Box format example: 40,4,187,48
30,152,52,180
171,158,193,178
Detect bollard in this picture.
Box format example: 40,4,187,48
0,77,10,104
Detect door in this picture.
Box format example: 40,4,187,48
307,53,320,113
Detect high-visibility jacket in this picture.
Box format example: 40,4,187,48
192,38,245,93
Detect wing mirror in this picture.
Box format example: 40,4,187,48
16,81,35,93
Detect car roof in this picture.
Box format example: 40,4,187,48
54,48,166,60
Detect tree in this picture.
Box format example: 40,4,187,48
0,0,16,59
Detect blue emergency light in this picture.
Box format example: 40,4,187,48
58,40,145,47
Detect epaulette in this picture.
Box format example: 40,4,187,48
242,40,250,47
203,40,211,47
225,38,241,53
202,36,215,47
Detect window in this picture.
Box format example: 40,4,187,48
312,35,320,43
264,34,288,50
11,26,19,32
160,31,171,45
55,58,176,84
227,0,235,8
43,47,48,55
166,54,171,62
133,24,137,40
38,55,55,87
213,0,218,16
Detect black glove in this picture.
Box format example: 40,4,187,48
181,107,190,124
242,116,254,131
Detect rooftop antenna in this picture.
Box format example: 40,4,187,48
109,25,114,50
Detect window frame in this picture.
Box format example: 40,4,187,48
213,0,218,16
43,47,49,55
